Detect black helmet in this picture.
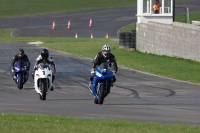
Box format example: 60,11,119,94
41,49,49,59
19,49,24,56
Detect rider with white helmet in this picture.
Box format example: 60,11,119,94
89,44,118,89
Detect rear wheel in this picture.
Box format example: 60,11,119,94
18,73,23,90
40,79,47,100
98,84,105,104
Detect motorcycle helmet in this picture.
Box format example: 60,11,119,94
102,44,111,58
41,49,49,59
19,49,24,57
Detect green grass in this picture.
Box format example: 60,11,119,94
175,11,200,23
0,0,137,18
119,23,136,32
1,112,200,133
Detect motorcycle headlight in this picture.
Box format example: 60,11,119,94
96,72,102,77
15,67,20,71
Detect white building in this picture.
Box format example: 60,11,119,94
137,0,174,24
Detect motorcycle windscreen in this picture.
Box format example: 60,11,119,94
97,62,111,73
38,63,50,70
14,60,27,71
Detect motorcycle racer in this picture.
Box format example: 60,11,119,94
32,49,56,91
11,49,30,80
88,44,118,90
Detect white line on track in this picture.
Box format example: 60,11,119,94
10,28,15,37
145,105,192,112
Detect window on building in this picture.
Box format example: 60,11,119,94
143,0,150,13
159,0,172,14
142,0,172,15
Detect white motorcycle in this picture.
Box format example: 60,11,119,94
34,62,53,100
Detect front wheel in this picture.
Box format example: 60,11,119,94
40,79,47,100
94,98,98,104
98,84,105,104
18,73,23,90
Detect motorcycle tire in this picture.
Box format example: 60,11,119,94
18,73,23,90
99,84,105,104
94,98,98,104
40,79,47,100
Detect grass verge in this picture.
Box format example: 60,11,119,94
175,11,200,23
1,112,200,133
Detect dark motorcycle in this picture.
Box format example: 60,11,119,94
13,60,28,89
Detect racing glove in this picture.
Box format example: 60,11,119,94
11,67,14,74
91,68,95,74
112,71,116,76
52,70,56,74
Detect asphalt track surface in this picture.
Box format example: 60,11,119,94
0,0,200,126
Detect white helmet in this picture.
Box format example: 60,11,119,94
102,44,111,58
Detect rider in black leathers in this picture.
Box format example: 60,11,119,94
11,49,30,80
89,44,118,89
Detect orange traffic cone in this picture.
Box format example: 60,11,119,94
52,21,56,30
89,18,93,27
91,33,93,38
75,33,78,38
67,20,71,29
105,33,109,38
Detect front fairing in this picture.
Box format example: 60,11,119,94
93,62,114,83
14,61,27,73
14,61,28,84
35,63,52,79
91,62,114,98
34,63,53,95
94,70,114,80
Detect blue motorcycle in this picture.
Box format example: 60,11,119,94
91,62,115,104
13,60,28,89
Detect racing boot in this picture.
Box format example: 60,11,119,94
32,72,34,80
111,77,116,87
12,75,16,80
51,86,54,91
51,75,55,91
11,69,15,80
25,72,29,82
110,80,113,87
88,81,93,93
